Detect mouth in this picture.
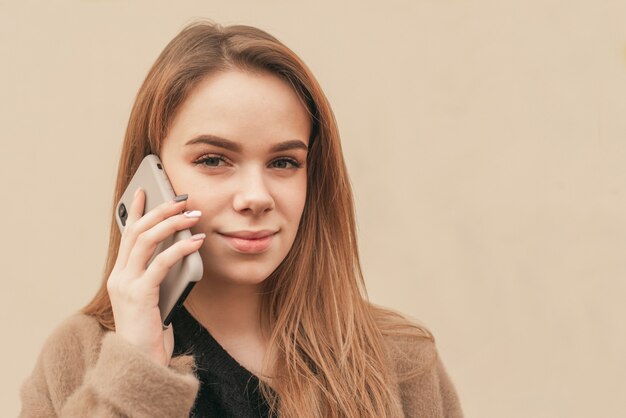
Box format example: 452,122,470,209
217,230,278,254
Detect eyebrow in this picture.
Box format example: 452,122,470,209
185,134,308,153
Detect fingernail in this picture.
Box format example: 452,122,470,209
173,194,188,202
190,233,206,241
184,210,201,218
134,187,142,198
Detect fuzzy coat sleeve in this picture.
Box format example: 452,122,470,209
19,313,200,418
385,333,464,418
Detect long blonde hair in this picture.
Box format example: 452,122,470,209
81,20,431,417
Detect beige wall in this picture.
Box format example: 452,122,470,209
2,1,625,416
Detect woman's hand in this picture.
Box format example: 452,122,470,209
107,188,205,367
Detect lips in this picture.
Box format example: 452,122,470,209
218,230,278,253
221,230,276,239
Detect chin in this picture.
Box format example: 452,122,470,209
204,261,278,287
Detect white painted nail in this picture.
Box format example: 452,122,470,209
190,233,206,241
184,210,202,218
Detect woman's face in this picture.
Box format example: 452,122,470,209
160,69,310,287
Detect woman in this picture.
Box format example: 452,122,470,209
19,21,463,417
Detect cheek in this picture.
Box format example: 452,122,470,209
166,168,196,201
187,187,230,217
172,175,228,222
280,180,307,224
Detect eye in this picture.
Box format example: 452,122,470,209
270,158,301,169
193,154,302,170
193,154,228,168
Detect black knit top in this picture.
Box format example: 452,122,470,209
171,305,271,418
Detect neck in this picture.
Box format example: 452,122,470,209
183,276,268,343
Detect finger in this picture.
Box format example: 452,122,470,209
143,233,205,287
126,211,201,273
163,325,174,361
127,187,146,225
116,187,146,268
117,193,188,268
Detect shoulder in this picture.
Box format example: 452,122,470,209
369,304,440,380
371,305,465,417
21,313,201,417
35,313,107,385
39,312,107,366
20,313,108,412
46,312,107,343
383,333,437,374
379,324,439,382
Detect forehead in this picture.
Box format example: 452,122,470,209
166,69,311,150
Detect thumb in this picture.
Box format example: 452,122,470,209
163,324,175,363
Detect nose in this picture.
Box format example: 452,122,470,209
232,168,275,216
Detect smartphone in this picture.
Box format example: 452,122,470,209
115,154,203,328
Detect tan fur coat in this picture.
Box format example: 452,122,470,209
19,313,463,417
